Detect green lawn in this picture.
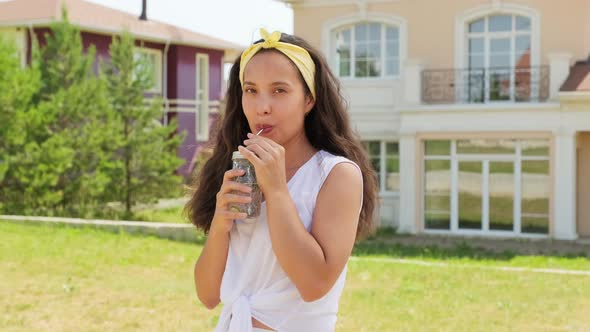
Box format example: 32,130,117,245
133,206,186,224
1,221,589,331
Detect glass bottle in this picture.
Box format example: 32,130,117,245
229,151,262,219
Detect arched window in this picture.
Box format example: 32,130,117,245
332,22,400,78
467,14,531,70
466,14,533,102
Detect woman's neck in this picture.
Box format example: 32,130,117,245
282,130,317,171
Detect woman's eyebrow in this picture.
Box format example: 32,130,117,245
271,81,292,86
243,81,292,87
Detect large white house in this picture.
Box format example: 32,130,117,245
280,0,590,240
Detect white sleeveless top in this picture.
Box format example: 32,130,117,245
214,150,362,332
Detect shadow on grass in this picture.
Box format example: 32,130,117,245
1,219,208,246
353,240,518,261
5,220,588,261
353,227,590,261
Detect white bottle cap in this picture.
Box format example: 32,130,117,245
232,151,245,159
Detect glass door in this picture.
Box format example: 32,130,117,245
424,139,549,235
457,159,515,231
489,161,515,231
458,161,482,230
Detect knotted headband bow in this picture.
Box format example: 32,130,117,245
239,28,316,100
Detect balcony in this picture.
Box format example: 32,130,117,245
421,66,550,104
162,99,220,118
141,98,220,124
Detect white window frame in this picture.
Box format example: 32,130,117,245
195,53,210,141
466,15,532,103
422,139,550,238
422,145,452,231
0,27,27,67
322,12,407,82
455,3,540,103
134,47,163,94
364,140,400,195
331,23,400,79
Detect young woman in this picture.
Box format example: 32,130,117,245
185,29,377,332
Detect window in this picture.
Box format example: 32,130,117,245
0,28,27,67
520,140,550,234
363,141,399,193
333,22,399,78
196,53,209,141
134,47,162,93
422,139,550,235
466,14,532,102
424,141,451,230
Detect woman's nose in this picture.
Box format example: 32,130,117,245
256,94,272,115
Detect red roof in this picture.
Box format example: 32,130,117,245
0,0,244,53
560,60,590,92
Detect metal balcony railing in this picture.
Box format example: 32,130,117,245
142,98,220,125
422,66,550,104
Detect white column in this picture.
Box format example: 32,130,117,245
398,131,417,234
403,59,423,106
553,129,577,240
548,53,572,101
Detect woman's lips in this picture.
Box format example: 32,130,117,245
256,125,273,135
260,126,273,135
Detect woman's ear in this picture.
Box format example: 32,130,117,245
305,94,315,113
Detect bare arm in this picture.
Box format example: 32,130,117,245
193,169,252,309
194,229,229,309
239,139,362,302
265,163,362,302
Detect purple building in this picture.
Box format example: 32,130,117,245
0,0,243,176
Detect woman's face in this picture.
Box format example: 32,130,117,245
241,50,314,146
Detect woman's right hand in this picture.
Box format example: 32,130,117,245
209,169,253,235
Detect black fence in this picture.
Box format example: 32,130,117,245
422,66,550,104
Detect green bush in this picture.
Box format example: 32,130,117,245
0,7,183,218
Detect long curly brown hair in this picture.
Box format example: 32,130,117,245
184,32,378,241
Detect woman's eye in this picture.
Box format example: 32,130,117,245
274,88,286,94
244,88,256,94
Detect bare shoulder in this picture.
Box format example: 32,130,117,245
317,161,363,209
311,160,362,265
323,162,362,191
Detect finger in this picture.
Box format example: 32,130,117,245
244,137,277,154
217,192,252,209
253,137,284,159
245,134,282,149
238,145,263,166
221,194,252,206
218,210,248,220
220,181,253,194
223,168,245,181
243,144,272,162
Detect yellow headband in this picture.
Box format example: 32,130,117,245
239,28,316,100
